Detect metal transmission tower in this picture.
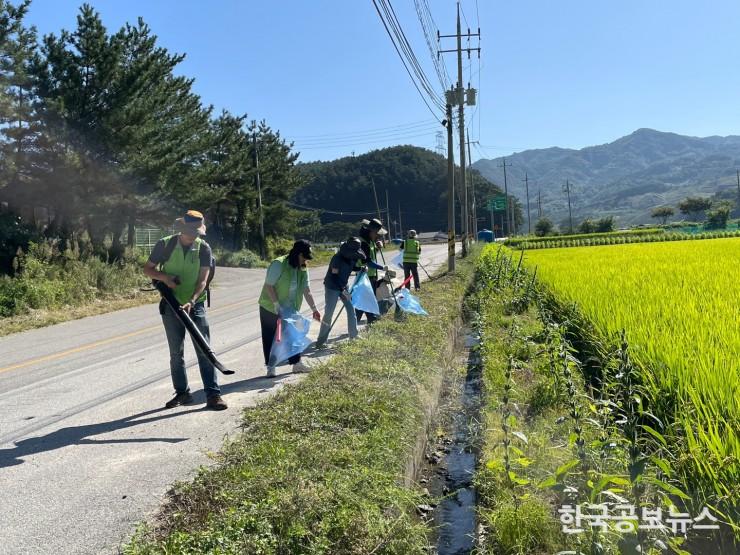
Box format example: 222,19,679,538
439,3,479,256
523,173,532,235
435,130,445,156
564,179,574,234
537,187,543,219
497,158,513,236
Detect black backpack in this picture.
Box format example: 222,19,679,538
160,235,216,306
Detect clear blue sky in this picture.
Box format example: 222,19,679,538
24,0,740,163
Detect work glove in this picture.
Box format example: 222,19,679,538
312,310,321,321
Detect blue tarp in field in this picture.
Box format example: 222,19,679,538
269,308,313,366
351,272,380,315
395,289,428,316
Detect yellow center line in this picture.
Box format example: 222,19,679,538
0,249,446,375
0,297,252,375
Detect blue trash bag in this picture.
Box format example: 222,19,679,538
268,308,313,367
390,251,404,269
395,289,428,316
351,272,380,315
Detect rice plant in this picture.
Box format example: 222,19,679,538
522,238,740,521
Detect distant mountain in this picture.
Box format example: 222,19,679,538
472,129,740,227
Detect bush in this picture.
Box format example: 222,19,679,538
534,218,554,237
0,211,41,275
0,241,143,318
213,248,263,268
266,236,295,259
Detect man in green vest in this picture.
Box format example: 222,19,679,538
400,229,421,291
259,239,321,377
143,210,227,411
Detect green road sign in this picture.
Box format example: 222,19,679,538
488,195,506,211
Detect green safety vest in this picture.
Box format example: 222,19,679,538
259,256,309,314
356,238,378,277
160,235,208,306
403,239,421,264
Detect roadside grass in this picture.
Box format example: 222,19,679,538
0,242,155,336
125,258,472,554
472,284,572,555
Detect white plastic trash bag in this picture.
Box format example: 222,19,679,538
351,272,380,315
396,289,428,316
268,308,313,366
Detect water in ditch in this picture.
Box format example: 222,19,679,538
422,332,483,555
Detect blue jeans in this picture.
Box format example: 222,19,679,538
317,287,357,345
161,301,220,397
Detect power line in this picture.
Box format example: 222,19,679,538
380,0,444,108
288,201,389,216
293,129,439,150
370,0,444,120
414,0,450,89
293,123,439,147
290,119,436,140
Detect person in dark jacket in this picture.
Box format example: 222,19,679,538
315,237,366,348
355,218,387,324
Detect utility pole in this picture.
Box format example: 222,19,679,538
523,173,532,235
385,189,391,236
456,4,468,256
497,158,513,236
564,179,574,234
398,203,403,238
445,100,455,272
252,125,265,259
466,130,477,240
439,5,479,257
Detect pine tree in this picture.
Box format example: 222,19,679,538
0,0,42,197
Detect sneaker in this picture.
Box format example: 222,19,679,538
206,395,228,411
165,391,193,409
292,361,311,374
266,366,277,378
314,342,327,350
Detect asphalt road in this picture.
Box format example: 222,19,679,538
0,243,453,555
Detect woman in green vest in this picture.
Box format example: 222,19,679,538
259,240,321,377
400,229,422,291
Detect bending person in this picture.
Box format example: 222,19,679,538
258,240,321,377
315,237,366,349
354,218,387,324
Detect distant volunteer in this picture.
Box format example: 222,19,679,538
258,240,321,377
400,229,422,291
143,210,227,411
355,218,387,324
315,237,366,348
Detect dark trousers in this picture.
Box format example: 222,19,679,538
355,276,380,324
260,306,301,367
403,262,421,290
